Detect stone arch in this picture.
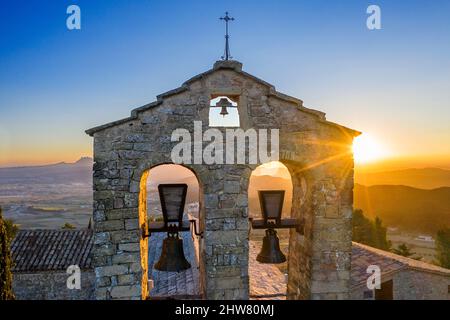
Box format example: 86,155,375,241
280,160,317,299
138,163,205,299
209,96,240,127
248,161,293,219
279,157,354,300
247,161,294,298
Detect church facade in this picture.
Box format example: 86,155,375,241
86,59,360,300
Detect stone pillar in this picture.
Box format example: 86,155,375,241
286,161,353,300
91,137,144,300
201,165,251,299
286,167,312,299
309,177,352,299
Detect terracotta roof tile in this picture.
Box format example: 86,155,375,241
11,229,93,272
351,242,450,287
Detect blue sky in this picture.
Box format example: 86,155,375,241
0,0,449,166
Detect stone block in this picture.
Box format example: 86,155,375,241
118,243,140,252
93,210,106,222
111,230,140,243
211,277,243,290
114,198,124,209
95,243,116,256
112,253,140,264
97,276,112,287
205,194,219,208
325,205,339,218
118,274,135,285
107,208,137,220
95,265,128,277
94,232,111,245
125,218,139,230
129,263,142,273
95,287,110,300
224,181,240,194
110,285,141,299
96,220,124,232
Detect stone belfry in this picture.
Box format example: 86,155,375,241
86,14,359,300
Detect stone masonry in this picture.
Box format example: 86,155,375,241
86,60,360,300
351,242,450,300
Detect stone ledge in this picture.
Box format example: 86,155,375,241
213,60,243,71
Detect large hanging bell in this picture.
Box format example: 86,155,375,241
256,228,286,264
154,233,191,272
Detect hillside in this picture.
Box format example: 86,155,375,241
354,184,450,234
355,168,450,189
248,175,292,217
0,157,93,185
0,158,93,229
2,159,450,234
146,174,294,217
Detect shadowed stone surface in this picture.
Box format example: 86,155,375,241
147,234,287,300
148,232,200,298
249,241,286,300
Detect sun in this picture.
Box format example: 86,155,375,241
352,134,388,164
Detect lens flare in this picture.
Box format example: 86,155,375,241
352,134,388,163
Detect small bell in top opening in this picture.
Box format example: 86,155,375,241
216,97,232,117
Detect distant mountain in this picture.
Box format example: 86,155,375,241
0,157,93,185
3,158,449,234
147,175,200,207
355,168,450,189
354,184,450,234
248,175,292,217
146,173,294,217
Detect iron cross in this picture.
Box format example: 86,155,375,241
220,12,234,60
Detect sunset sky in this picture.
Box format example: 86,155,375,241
1,0,449,169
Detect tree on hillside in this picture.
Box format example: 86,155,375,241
373,216,390,250
4,218,18,241
352,209,391,250
436,228,450,269
0,207,15,300
392,243,415,257
352,209,374,244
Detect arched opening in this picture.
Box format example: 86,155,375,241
247,161,293,300
208,96,240,127
139,164,203,299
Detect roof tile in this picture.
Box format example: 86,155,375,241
11,229,93,272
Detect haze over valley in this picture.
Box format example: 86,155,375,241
1,158,449,240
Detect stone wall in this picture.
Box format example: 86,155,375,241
351,269,450,300
88,60,357,300
13,270,95,300
284,133,354,300
394,269,450,300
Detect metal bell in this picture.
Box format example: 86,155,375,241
216,97,232,117
154,233,191,272
256,228,286,264
220,105,229,116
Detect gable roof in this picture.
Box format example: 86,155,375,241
11,229,93,272
351,242,450,287
86,60,360,137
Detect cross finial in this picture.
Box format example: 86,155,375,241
219,12,235,60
